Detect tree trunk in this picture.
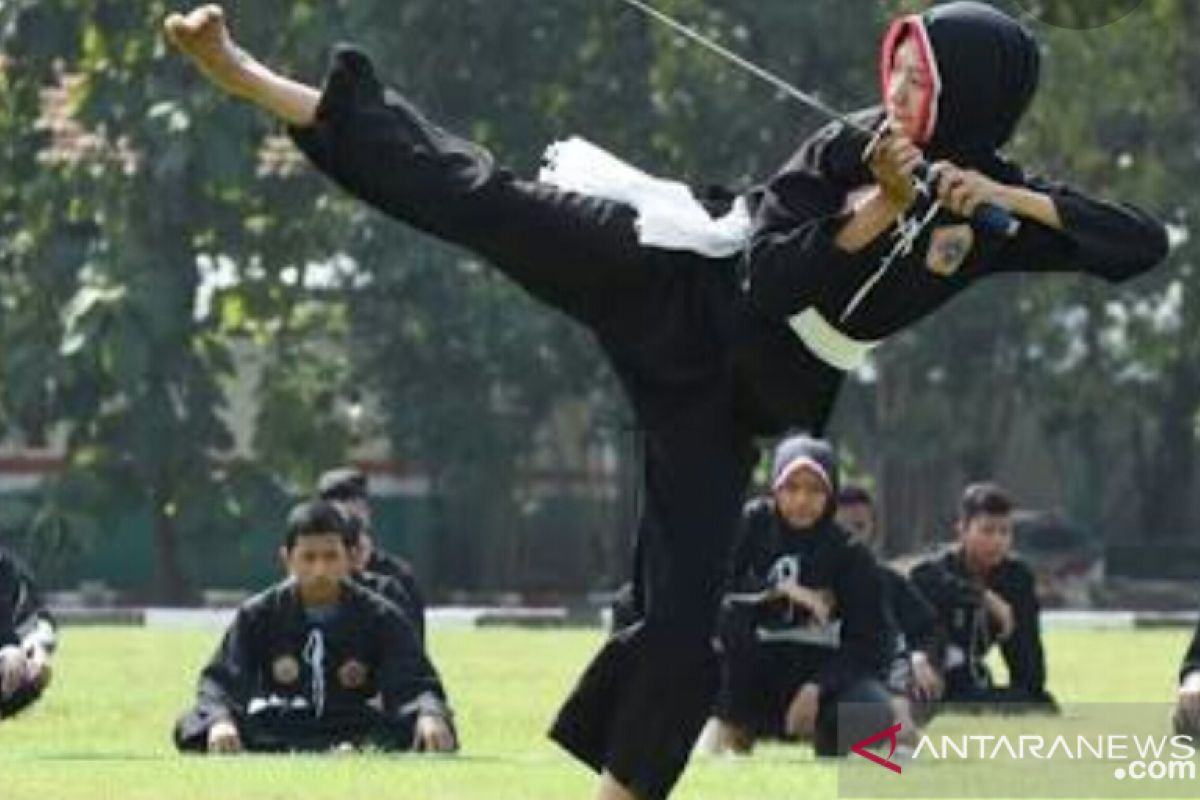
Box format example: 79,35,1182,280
152,486,189,605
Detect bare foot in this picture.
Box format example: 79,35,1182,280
163,5,252,96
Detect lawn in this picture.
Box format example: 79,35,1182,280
0,626,1191,799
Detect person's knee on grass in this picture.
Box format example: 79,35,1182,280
173,499,455,755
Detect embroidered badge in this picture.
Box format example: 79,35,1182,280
338,659,369,690
925,224,974,277
272,654,301,685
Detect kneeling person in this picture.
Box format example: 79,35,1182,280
710,436,893,756
910,482,1057,714
0,545,57,720
319,466,427,643
1174,614,1200,739
836,486,942,734
174,500,456,753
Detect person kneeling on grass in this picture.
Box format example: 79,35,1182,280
910,482,1058,715
173,499,456,754
1174,614,1200,740
706,435,894,756
319,465,428,643
0,544,57,721
836,485,942,738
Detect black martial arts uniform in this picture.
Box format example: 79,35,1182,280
715,502,893,754
288,47,754,798
0,546,56,719
1183,618,1200,686
910,548,1057,712
174,578,451,752
879,566,938,698
714,439,893,755
315,467,429,639
353,568,427,647
1175,616,1200,737
281,3,1164,792
366,548,427,644
737,2,1169,436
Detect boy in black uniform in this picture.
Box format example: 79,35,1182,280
0,545,57,720
344,516,426,647
164,4,1165,796
173,499,456,753
709,436,893,756
910,482,1058,714
836,486,942,727
318,465,427,643
1174,616,1200,739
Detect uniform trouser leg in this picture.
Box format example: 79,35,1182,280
0,679,46,719
291,48,753,796
174,705,416,753
174,705,219,752
814,677,895,757
288,47,653,330
551,400,756,800
941,683,1057,715
1174,705,1200,741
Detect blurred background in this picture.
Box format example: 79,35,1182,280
0,0,1195,608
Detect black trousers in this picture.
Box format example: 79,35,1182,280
174,703,416,753
714,640,894,756
0,679,47,719
290,47,758,798
937,665,1059,715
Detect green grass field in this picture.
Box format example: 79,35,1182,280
0,626,1192,799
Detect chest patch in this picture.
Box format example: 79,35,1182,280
925,224,975,277
767,555,801,587
338,658,369,689
272,654,301,685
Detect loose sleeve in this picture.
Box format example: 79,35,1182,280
995,175,1169,283
745,116,876,320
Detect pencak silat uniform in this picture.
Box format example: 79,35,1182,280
174,578,452,752
0,546,57,719
366,548,427,645
736,2,1169,435
715,439,893,755
910,548,1056,712
281,3,1165,792
1177,616,1200,737
1183,617,1200,685
353,569,427,646
288,47,755,799
878,565,938,692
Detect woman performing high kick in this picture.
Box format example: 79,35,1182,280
165,4,1168,797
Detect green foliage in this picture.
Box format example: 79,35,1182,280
0,1,1193,594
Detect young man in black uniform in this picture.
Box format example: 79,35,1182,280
910,482,1058,713
836,485,942,728
173,499,456,753
709,436,893,756
1174,616,1200,739
318,465,427,642
0,545,56,720
164,3,1165,796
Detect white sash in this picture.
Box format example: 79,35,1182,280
539,136,751,257
788,308,881,372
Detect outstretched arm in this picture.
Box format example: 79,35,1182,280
164,4,318,127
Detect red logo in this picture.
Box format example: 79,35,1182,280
851,722,904,774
